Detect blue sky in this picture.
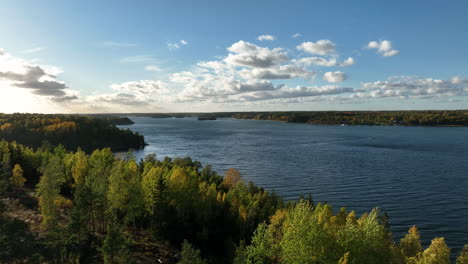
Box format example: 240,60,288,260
0,0,467,113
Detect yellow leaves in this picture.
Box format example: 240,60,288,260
54,196,74,210
0,122,14,131
222,168,242,188
44,121,77,132
10,164,26,188
330,207,347,227
409,225,420,236
418,237,450,264
270,209,287,228
400,226,423,258
314,203,333,225
239,205,248,221
346,210,357,225
71,151,88,185
169,167,190,188
338,252,349,264
127,159,138,175
216,191,226,203
457,245,468,264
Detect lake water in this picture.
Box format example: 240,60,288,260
121,116,468,254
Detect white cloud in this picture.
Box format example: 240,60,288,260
224,40,288,68
197,61,229,72
257,35,276,41
0,48,78,102
323,71,347,83
340,57,355,67
297,40,336,56
295,57,355,67
22,46,47,54
367,40,399,57
296,57,338,67
168,40,189,49
229,85,354,102
239,65,315,80
357,76,468,99
145,65,161,72
292,33,302,38
89,92,152,106
168,40,353,103
110,80,169,94
89,80,170,107
168,43,180,49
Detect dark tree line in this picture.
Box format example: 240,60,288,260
0,113,145,152
120,110,468,126
230,110,468,126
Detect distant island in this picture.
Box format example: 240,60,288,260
197,116,217,121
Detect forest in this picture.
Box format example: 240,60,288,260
0,114,145,152
229,110,468,126
1,140,467,264
117,110,468,126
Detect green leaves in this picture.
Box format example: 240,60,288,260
177,240,208,264
37,155,66,230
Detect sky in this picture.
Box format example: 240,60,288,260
0,0,467,113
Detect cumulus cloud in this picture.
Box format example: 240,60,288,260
323,71,347,83
357,76,468,99
89,80,169,107
295,57,355,67
292,33,302,38
197,61,230,72
0,49,78,101
174,75,354,103
297,40,336,56
168,40,352,103
224,41,288,68
257,35,276,41
230,85,354,102
110,80,169,94
367,40,399,57
175,79,276,102
340,57,355,67
296,57,338,67
239,65,315,80
90,92,152,106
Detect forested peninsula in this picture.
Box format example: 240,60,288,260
0,114,145,152
0,114,467,263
